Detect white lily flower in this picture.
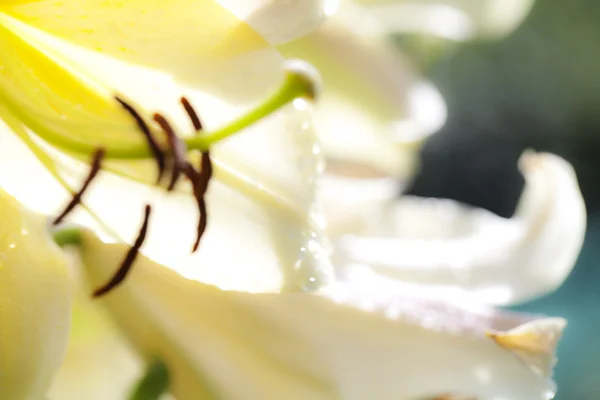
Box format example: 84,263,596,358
0,190,71,399
0,2,573,400
74,227,565,400
0,0,336,292
330,150,586,306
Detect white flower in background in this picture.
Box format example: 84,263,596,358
329,150,586,306
350,0,536,41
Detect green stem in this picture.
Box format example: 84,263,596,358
129,358,170,400
52,227,82,247
33,68,316,160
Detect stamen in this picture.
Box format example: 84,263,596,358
53,148,105,225
153,114,190,191
189,151,213,252
198,151,213,195
115,96,166,184
194,198,208,253
179,99,213,253
180,97,203,131
93,204,152,298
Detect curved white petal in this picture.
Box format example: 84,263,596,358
79,230,563,400
331,151,586,305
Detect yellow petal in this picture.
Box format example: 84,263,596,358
0,189,71,399
0,0,286,159
0,13,145,150
1,0,283,101
3,0,265,57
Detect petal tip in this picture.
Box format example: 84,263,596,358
517,148,543,174
486,317,567,378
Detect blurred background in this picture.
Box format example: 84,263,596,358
394,0,600,398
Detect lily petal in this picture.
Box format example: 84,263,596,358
0,189,71,399
0,14,145,149
78,228,563,400
332,151,586,305
48,264,142,400
0,0,299,101
0,6,283,151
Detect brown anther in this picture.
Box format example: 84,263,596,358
180,97,203,131
93,204,152,298
197,151,213,194
179,99,213,253
115,96,166,184
53,148,105,226
193,198,208,252
184,151,213,252
153,113,191,191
